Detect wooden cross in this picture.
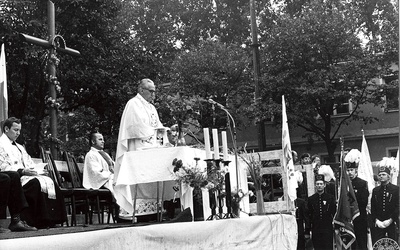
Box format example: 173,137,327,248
20,0,80,159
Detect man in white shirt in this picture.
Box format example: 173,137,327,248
83,132,114,195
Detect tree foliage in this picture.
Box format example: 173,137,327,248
257,0,392,160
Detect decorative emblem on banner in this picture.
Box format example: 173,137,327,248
372,238,400,250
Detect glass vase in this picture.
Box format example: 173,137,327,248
192,186,203,221
256,189,265,215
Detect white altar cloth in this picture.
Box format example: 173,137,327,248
1,214,297,250
113,146,249,218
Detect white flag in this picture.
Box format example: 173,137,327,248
282,95,297,201
359,132,375,215
393,149,399,184
0,43,8,133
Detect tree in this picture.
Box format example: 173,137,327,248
257,1,390,161
158,39,253,137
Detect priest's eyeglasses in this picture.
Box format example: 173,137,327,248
143,88,156,94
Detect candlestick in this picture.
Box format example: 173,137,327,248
221,131,228,161
203,128,211,159
212,128,219,159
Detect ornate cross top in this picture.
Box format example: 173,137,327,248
19,0,80,159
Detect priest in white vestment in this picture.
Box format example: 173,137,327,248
0,117,66,228
114,78,167,219
83,132,115,196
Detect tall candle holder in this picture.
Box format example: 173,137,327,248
222,160,236,219
205,158,223,220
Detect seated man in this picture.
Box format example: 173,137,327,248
0,117,66,228
83,131,115,196
0,171,37,232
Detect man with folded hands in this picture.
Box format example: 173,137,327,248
371,163,399,245
83,131,115,195
0,117,66,229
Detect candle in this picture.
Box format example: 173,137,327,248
221,131,228,161
212,128,219,159
203,128,211,159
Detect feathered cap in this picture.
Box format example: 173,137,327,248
318,165,336,182
344,149,361,169
376,157,395,175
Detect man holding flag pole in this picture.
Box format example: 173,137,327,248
333,138,360,249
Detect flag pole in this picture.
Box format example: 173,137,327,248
0,43,8,134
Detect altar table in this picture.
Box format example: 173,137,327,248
113,146,249,219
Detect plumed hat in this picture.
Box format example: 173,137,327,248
377,157,395,175
318,165,336,181
344,149,361,169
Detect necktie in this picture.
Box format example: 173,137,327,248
12,141,26,168
98,150,113,167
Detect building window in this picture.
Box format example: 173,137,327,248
382,76,399,112
321,154,340,164
387,148,398,158
333,100,352,116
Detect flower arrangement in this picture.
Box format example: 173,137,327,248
204,160,228,192
172,158,208,189
239,145,265,214
240,145,263,191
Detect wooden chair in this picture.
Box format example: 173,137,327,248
64,152,115,224
43,149,95,226
245,149,314,214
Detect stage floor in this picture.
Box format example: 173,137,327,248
0,215,297,250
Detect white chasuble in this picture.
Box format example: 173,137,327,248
114,93,163,215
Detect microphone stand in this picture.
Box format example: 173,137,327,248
212,101,240,193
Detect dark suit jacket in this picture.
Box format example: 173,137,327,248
371,182,399,224
351,176,369,217
306,192,336,233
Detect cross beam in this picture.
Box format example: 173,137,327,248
20,0,80,159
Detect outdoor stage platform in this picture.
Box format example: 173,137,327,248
0,214,297,250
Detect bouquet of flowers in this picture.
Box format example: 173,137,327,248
172,158,208,189
204,160,228,192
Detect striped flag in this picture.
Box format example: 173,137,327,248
282,95,297,201
0,43,8,134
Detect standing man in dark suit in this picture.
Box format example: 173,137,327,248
305,174,336,250
345,149,369,250
371,165,399,245
295,196,309,250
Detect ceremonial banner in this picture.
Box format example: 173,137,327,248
0,43,7,134
333,156,360,249
281,95,297,201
